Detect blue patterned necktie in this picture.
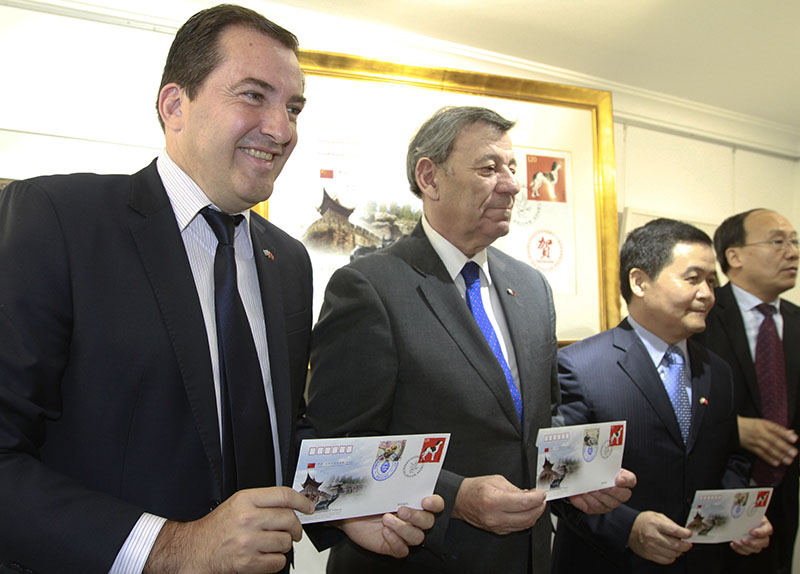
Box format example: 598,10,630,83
461,262,523,422
201,207,275,498
661,345,691,444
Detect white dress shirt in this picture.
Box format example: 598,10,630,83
730,282,784,361
110,152,281,573
421,215,521,389
627,315,693,402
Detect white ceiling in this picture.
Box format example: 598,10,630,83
275,0,799,131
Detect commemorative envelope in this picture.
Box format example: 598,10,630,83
535,421,626,500
292,433,450,524
684,487,773,543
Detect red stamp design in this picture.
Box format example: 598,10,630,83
609,424,624,447
418,437,447,463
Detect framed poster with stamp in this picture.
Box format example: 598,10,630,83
261,51,619,339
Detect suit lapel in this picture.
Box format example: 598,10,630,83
126,163,223,496
781,300,800,424
614,323,685,448
249,218,293,479
490,249,553,440
404,227,523,434
716,284,761,412
686,340,712,452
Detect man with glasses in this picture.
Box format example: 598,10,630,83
695,208,800,574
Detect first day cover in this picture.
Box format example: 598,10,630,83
684,487,773,543
535,421,626,500
292,433,450,524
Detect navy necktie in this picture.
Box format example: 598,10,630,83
201,207,276,498
753,303,788,486
461,262,523,422
661,345,691,444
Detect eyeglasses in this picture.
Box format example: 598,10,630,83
740,238,800,251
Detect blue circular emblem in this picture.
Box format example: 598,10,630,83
583,444,597,462
372,458,399,481
731,503,744,519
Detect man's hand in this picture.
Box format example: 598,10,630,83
451,475,546,535
730,516,773,556
738,416,798,467
337,495,444,558
143,487,315,574
569,468,636,514
627,511,692,565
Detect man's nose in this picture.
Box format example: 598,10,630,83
497,167,520,195
260,106,294,145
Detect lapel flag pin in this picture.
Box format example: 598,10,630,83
699,397,708,405
506,288,516,296
263,249,274,260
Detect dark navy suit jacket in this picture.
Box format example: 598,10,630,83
0,161,314,572
552,319,749,574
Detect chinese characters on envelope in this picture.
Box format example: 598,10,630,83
684,488,773,543
292,434,450,523
535,421,626,500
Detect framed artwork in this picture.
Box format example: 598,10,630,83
260,51,619,340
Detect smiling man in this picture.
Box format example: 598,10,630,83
306,106,635,574
553,218,772,574
695,208,800,574
0,5,440,573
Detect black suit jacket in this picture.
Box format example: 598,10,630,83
552,320,749,574
693,282,800,571
695,283,800,440
0,162,313,573
307,223,559,573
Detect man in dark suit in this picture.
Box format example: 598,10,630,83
0,5,439,573
306,106,635,573
694,208,799,574
553,218,772,574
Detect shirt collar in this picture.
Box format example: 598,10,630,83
156,150,252,233
421,214,493,285
730,281,781,314
627,315,688,368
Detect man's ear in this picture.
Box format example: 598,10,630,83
629,268,649,299
158,83,185,132
725,246,742,271
415,158,439,200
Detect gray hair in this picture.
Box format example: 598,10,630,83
406,106,515,197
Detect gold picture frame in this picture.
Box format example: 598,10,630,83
258,50,619,336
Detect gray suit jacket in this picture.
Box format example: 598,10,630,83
307,222,559,573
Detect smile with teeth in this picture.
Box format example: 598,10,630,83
242,147,274,161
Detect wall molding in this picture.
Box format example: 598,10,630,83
4,0,799,159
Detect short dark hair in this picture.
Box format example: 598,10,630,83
155,3,299,130
406,106,515,197
619,218,712,303
713,208,764,274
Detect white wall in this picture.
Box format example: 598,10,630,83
2,3,800,572
2,1,798,298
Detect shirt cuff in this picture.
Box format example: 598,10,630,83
108,512,167,574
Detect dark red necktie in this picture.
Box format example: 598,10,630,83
752,302,789,486
201,207,276,498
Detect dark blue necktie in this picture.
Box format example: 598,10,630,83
461,262,523,422
661,345,691,444
201,207,276,498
